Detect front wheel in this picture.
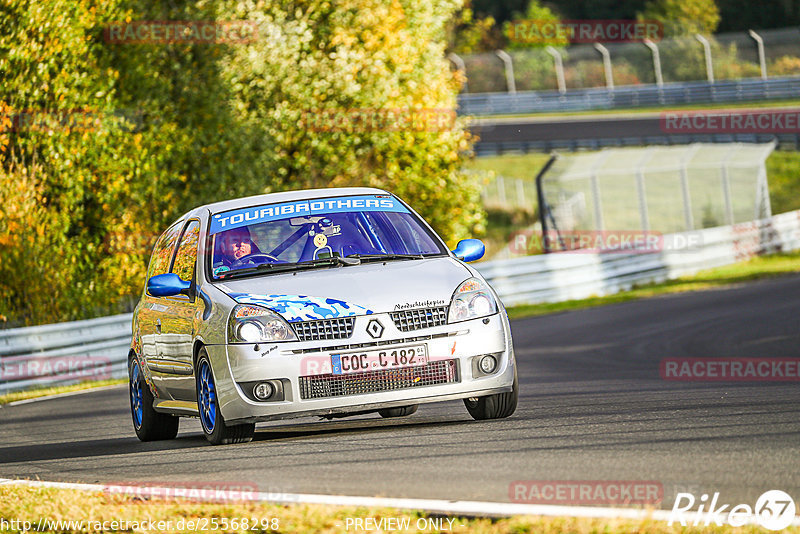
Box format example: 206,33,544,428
464,368,518,420
196,349,255,445
129,358,179,441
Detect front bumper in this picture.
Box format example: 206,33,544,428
206,312,515,424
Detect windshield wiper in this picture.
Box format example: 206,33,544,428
216,256,360,280
346,253,426,263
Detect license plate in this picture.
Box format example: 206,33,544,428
331,345,428,375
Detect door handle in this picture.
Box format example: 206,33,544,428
156,318,161,334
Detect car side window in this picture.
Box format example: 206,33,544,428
171,220,200,282
146,222,183,280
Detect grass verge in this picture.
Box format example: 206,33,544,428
507,251,800,320
0,484,790,534
0,379,126,406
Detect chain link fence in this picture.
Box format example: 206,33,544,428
459,28,800,94
539,142,775,240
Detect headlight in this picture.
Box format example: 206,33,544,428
228,305,297,343
448,277,498,323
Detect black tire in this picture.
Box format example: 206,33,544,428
378,405,419,418
129,357,179,441
196,349,255,445
464,368,518,420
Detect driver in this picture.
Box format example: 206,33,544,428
218,227,261,266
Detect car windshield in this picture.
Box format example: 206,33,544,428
209,194,445,279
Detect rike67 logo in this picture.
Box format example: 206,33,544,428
670,490,796,530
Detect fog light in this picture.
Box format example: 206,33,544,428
479,355,497,374
253,382,274,401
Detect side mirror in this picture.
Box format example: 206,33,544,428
452,239,485,263
147,273,192,297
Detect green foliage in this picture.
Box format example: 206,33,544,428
446,2,500,54
638,0,720,36
504,0,567,50
223,0,483,244
0,0,480,326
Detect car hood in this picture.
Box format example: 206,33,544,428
212,257,471,322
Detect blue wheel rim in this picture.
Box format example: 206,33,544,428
198,360,216,433
130,361,144,429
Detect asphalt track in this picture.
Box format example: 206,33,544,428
472,113,666,145
2,274,799,511
469,108,800,151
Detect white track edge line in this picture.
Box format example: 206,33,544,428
1,478,797,526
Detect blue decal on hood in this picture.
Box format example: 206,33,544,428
229,293,374,322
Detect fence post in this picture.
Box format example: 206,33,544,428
635,147,656,231
515,178,526,209
593,43,614,90
545,46,566,94
680,144,700,230
643,39,664,87
496,175,507,205
721,144,737,225
447,53,469,94
495,50,517,94
695,35,715,83
535,154,559,253
590,151,612,231
748,30,768,80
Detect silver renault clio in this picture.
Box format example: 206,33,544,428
129,187,517,445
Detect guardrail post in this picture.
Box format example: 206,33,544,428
748,30,768,80
593,43,614,90
447,53,469,94
495,50,517,94
545,46,566,94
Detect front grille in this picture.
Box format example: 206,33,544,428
390,307,449,332
299,359,458,400
292,317,355,342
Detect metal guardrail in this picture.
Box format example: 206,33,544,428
1,209,798,395
0,314,132,395
478,209,800,307
458,76,800,116
473,133,800,157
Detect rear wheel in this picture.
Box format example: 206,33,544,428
464,368,518,420
378,405,418,418
196,349,255,445
129,358,179,441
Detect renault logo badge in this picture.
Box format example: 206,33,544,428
366,319,384,339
